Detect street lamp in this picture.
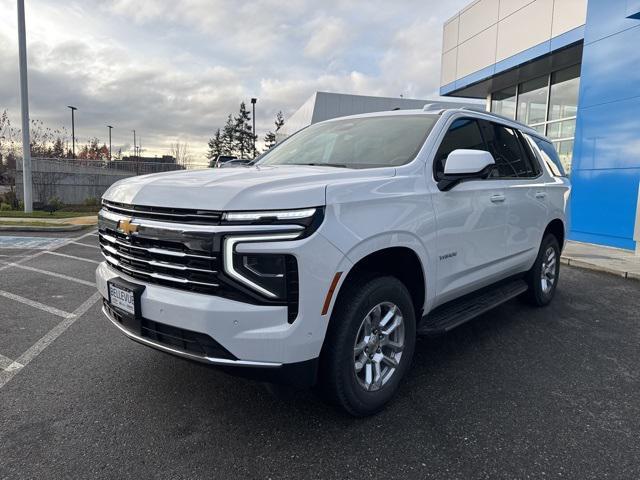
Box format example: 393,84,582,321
17,0,32,212
107,125,113,161
251,97,257,158
67,105,77,158
132,129,136,158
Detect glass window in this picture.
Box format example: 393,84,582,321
546,118,576,140
433,118,485,180
491,86,517,119
517,76,548,125
548,64,580,121
554,139,574,174
528,135,566,177
258,115,437,169
481,121,537,178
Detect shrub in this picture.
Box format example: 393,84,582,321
0,202,11,211
45,197,64,213
84,196,99,207
0,190,18,208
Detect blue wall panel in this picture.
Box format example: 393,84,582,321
570,0,640,249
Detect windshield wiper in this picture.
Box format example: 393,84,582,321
289,162,351,168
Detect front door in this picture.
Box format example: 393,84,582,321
430,117,509,305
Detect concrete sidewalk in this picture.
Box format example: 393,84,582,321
562,240,640,280
0,215,97,225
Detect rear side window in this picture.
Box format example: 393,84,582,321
528,135,567,177
479,121,539,178
433,118,485,180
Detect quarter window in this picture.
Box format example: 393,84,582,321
433,118,485,180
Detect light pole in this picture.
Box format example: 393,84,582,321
107,125,113,161
67,105,77,158
251,97,257,158
132,129,136,158
17,0,32,212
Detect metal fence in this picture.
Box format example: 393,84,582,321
12,157,185,205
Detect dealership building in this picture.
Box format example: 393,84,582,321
440,0,640,251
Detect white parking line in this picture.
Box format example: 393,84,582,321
0,262,95,287
0,290,72,318
0,291,102,388
0,354,20,371
68,241,100,249
44,251,100,264
0,230,97,275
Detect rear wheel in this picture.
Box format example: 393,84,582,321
523,234,560,306
320,276,416,417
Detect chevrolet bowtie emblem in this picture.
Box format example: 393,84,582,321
117,219,139,236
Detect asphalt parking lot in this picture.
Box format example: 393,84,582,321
1,230,639,479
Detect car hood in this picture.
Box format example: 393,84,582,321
103,165,396,210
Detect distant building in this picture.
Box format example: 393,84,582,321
121,155,177,164
283,91,481,138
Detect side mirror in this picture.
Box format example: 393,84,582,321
438,149,495,191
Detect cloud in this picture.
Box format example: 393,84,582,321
0,0,471,165
304,16,350,59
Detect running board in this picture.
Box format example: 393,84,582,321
417,279,528,335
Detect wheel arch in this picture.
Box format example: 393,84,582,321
332,244,427,321
544,218,565,251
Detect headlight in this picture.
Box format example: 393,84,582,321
222,207,323,231
223,233,300,299
224,208,316,222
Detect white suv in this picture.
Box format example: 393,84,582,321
96,107,570,416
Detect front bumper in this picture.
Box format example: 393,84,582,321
95,227,349,370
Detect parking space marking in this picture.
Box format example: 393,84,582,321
0,261,95,287
0,354,21,371
0,236,68,250
0,230,97,275
68,241,100,249
0,289,73,318
0,291,101,388
44,251,100,264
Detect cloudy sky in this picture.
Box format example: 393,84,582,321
0,0,469,165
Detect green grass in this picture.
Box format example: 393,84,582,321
0,210,97,219
0,220,74,227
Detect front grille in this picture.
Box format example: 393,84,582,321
99,203,300,321
99,230,221,294
104,301,236,360
102,200,222,225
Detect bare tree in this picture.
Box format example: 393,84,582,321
170,141,192,167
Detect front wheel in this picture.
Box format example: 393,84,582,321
319,276,416,417
523,233,561,306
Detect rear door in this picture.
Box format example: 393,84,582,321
431,117,509,304
479,120,548,269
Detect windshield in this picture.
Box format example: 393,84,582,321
257,115,437,169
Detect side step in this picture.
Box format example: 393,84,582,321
417,278,528,335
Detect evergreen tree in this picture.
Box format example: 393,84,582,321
52,137,65,158
222,115,235,156
207,128,224,164
263,110,285,150
234,102,253,159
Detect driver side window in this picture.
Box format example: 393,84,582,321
433,118,485,180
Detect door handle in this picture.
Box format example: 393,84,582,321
490,194,505,203
535,191,547,199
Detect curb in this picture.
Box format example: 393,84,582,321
0,224,93,232
560,255,639,281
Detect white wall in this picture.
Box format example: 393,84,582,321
441,0,587,87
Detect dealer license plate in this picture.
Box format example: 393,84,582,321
108,282,136,316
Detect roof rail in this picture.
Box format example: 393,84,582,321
458,107,535,132
422,102,455,112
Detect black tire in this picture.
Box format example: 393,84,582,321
522,233,561,306
319,275,416,417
